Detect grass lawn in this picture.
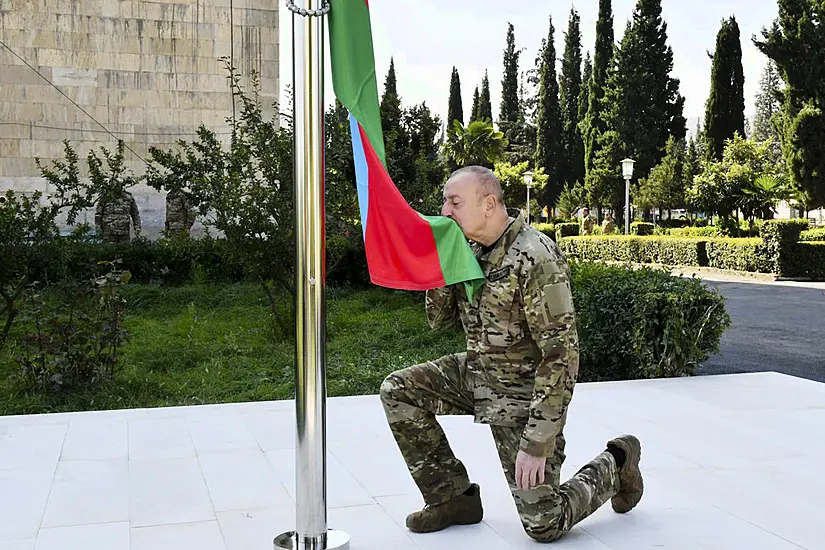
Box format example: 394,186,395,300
0,284,465,416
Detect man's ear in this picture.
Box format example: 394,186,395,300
485,194,498,216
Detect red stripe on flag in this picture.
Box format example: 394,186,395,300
358,124,446,290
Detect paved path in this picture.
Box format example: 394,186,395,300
698,278,825,382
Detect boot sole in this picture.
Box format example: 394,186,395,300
609,435,643,513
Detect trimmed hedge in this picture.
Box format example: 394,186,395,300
760,219,810,276
785,242,825,279
533,223,556,241
20,235,369,288
556,222,579,240
705,238,772,273
667,226,721,238
559,236,708,267
800,227,825,242
571,262,730,381
630,221,654,236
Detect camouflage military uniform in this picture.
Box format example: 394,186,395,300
380,210,620,542
581,214,595,235
602,218,615,235
95,190,141,243
165,189,196,237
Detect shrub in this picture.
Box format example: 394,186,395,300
705,238,773,273
667,226,721,238
570,262,731,381
784,242,825,279
800,227,825,241
760,219,810,275
559,236,708,267
13,265,131,392
555,222,579,240
630,221,654,236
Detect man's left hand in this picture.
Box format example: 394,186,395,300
515,450,546,490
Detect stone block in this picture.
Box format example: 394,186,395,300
52,67,99,87
0,139,21,158
0,158,38,177
0,122,33,139
116,53,143,72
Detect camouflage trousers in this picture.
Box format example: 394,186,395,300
379,353,620,542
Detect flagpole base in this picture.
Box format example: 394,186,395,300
274,530,350,550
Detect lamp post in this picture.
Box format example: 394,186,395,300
621,158,635,234
523,170,533,224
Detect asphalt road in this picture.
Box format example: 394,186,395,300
697,280,825,383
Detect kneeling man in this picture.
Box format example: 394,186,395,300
380,166,643,542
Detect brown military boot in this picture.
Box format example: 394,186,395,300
405,484,483,533
607,434,643,513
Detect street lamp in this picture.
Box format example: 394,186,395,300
621,158,635,234
523,170,534,224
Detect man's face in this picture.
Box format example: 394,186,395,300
441,175,488,242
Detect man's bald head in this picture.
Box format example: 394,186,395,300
441,165,510,245
446,166,505,207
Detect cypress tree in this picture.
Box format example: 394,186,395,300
499,23,521,126
470,86,480,122
595,0,687,215
534,16,564,207
582,0,614,179
379,59,414,197
752,60,782,144
578,52,592,138
479,71,493,122
447,67,464,128
754,0,825,207
559,7,584,187
704,16,745,161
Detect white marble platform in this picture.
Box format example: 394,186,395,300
1,371,823,550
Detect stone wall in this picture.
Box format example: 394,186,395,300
0,0,279,238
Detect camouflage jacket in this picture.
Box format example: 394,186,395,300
425,210,579,458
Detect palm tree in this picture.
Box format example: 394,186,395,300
443,120,507,168
740,174,790,233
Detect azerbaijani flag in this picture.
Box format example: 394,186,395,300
327,0,485,298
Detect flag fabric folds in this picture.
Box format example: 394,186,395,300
327,0,485,297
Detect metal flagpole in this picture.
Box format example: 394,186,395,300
274,1,349,549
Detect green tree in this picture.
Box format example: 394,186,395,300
752,60,782,144
499,23,521,126
582,0,614,184
753,0,825,208
687,134,784,228
704,16,746,161
444,120,507,168
470,86,480,122
380,59,416,199
578,52,593,139
147,70,295,337
447,67,464,128
405,102,447,206
560,7,585,190
534,15,564,207
478,70,493,122
635,136,687,216
594,0,687,219
493,161,549,218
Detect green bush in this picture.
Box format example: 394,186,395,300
533,223,556,241
705,238,773,273
784,242,825,279
559,236,708,267
667,226,721,238
800,227,825,241
630,221,654,236
555,222,579,240
570,262,731,381
760,219,810,276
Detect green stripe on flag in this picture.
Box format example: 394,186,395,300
328,0,386,166
421,214,486,300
